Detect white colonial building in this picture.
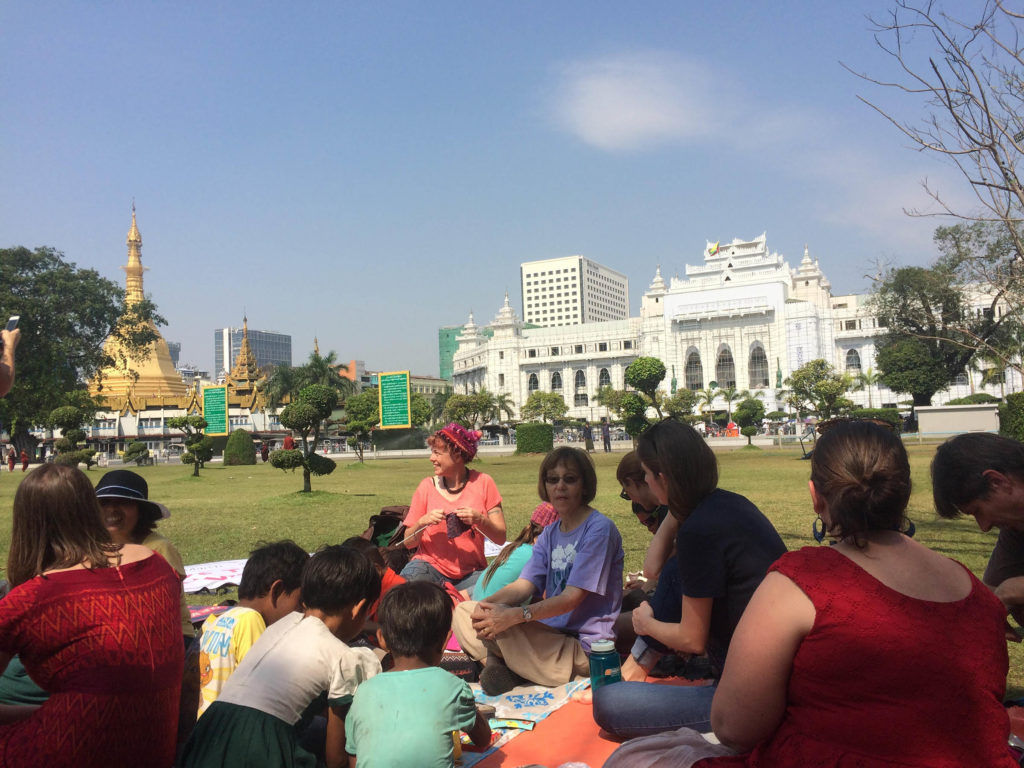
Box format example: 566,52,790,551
452,234,1020,421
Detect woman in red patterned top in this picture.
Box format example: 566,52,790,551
0,464,183,768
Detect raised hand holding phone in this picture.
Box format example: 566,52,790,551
0,316,19,397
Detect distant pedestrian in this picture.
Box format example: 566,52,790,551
583,422,595,453
260,443,269,463
6,447,14,472
20,450,28,471
283,434,295,451
601,420,612,453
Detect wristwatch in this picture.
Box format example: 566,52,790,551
521,606,533,622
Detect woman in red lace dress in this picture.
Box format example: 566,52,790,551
0,464,183,768
607,420,1018,768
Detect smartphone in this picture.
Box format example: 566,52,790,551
5,316,18,332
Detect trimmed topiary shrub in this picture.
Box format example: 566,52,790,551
947,393,1001,405
515,422,554,454
269,448,305,471
224,429,256,466
123,441,150,466
741,425,759,446
1000,393,1024,441
850,408,902,433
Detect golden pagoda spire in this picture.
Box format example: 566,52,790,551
314,336,320,356
123,202,146,306
229,316,260,383
226,315,265,404
90,203,186,400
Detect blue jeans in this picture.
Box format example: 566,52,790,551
592,680,717,739
644,556,682,653
399,559,480,592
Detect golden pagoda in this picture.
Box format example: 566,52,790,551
225,317,267,411
90,206,188,400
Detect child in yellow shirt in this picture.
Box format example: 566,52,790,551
198,540,308,717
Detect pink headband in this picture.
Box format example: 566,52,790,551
438,423,482,461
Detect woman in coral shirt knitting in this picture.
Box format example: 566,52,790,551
401,423,506,593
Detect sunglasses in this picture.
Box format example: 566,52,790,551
544,474,580,485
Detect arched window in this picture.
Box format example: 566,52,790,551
684,349,703,391
575,370,586,389
551,372,562,391
599,368,611,388
748,345,769,388
845,349,862,373
716,346,736,389
954,372,969,386
528,373,538,392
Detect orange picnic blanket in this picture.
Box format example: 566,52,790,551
474,678,711,767
474,700,620,767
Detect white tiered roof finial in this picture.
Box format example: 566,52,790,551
492,291,521,326
647,265,667,295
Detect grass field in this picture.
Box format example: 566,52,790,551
1,443,1020,692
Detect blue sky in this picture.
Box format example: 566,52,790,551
1,2,977,377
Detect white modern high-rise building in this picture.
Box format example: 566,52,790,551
520,256,629,327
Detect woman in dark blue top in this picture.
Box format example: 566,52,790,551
593,419,786,739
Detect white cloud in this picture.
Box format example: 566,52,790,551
550,50,831,154
551,52,724,151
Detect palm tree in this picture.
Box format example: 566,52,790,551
258,364,300,413
697,386,719,423
720,386,740,421
980,365,1007,398
737,388,767,403
971,348,1008,398
854,367,882,408
493,392,516,425
258,350,354,414
475,387,498,428
299,350,355,400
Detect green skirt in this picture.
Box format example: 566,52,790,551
178,701,317,768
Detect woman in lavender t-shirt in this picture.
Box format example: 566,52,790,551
452,447,624,696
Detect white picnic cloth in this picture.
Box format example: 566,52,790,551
183,559,248,593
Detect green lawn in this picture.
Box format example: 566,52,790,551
1,443,1020,693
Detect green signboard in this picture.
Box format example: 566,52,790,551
203,385,229,436
378,371,411,429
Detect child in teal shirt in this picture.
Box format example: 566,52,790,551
345,582,491,767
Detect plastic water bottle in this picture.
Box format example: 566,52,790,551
589,639,621,690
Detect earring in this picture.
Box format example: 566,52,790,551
812,516,827,544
